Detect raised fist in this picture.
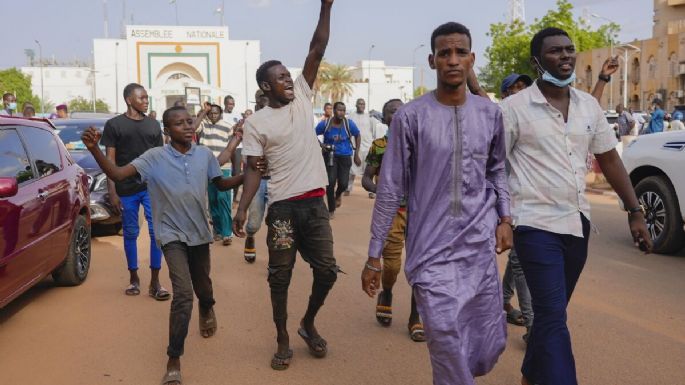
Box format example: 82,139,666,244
81,126,102,150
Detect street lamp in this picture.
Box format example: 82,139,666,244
615,43,641,108
412,44,425,96
34,40,44,114
367,44,375,111
114,42,119,113
591,13,618,109
245,42,250,111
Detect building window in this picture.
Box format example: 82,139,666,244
648,56,657,79
631,58,640,85
669,53,678,77
585,66,593,92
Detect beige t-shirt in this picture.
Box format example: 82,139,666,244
242,75,328,203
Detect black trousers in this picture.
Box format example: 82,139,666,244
265,197,338,323
161,241,215,358
325,155,352,213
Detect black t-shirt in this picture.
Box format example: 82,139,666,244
101,114,163,196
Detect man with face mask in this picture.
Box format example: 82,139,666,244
1,93,18,116
500,27,652,385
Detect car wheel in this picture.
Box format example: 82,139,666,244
52,215,91,286
635,176,685,254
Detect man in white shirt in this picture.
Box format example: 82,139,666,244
501,27,652,385
346,98,378,198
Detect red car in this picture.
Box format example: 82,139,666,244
0,116,91,308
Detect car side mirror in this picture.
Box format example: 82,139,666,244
0,177,18,198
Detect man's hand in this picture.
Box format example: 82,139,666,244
354,154,362,167
203,101,212,113
495,222,514,254
601,56,619,77
108,192,122,216
361,257,382,297
629,213,653,253
256,156,268,174
81,126,102,151
233,209,247,238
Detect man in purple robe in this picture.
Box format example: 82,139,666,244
362,22,513,385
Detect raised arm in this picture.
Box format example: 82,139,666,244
193,102,212,133
82,127,138,182
591,56,618,103
217,130,242,166
302,0,333,88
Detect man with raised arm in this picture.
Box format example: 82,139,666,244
233,0,338,371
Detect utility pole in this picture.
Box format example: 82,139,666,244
35,40,44,114
103,0,109,38
367,44,375,110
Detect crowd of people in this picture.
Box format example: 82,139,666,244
2,1,663,384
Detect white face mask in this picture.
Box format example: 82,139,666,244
534,58,576,88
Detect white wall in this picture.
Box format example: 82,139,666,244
20,66,93,112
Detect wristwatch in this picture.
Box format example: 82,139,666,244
598,74,611,83
626,205,645,216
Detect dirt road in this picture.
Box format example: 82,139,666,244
1,193,684,385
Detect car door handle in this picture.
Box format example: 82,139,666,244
38,191,49,200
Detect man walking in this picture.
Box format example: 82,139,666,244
194,102,235,246
362,22,513,385
100,83,169,300
361,98,424,342
234,0,339,370
315,102,361,217
501,27,652,385
646,99,665,134
346,98,378,198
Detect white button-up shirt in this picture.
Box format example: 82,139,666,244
501,82,618,237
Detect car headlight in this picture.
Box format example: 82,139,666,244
92,173,108,192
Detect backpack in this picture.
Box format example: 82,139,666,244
323,118,356,151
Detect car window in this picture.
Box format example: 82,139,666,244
0,129,35,183
18,126,62,177
54,122,105,151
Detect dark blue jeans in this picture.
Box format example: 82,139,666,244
514,215,590,385
120,189,162,270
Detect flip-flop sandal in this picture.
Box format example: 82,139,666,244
125,283,140,296
270,349,293,370
199,308,217,338
376,299,393,327
149,286,171,301
408,323,427,342
506,308,525,326
161,369,182,385
297,327,328,358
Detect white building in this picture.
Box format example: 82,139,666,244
21,26,413,115
24,25,261,114
20,66,95,111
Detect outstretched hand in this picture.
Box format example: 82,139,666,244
601,56,619,77
81,126,102,151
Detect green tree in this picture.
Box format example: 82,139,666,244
317,62,354,103
67,96,110,113
479,0,619,93
0,68,40,110
414,86,429,98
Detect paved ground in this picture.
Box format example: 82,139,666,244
1,191,684,385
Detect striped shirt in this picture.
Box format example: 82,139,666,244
501,82,618,237
197,119,231,166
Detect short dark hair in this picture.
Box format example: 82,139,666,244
223,95,234,104
162,106,189,128
210,104,223,113
2,92,13,100
256,60,283,88
530,27,570,59
653,98,663,107
431,22,472,53
333,101,345,110
382,99,402,114
323,102,332,108
123,83,145,100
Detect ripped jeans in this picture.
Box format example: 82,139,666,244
265,197,338,323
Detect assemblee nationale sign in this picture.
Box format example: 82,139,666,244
128,27,226,40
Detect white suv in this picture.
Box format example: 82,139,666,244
622,131,685,254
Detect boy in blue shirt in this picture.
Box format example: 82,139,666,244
81,106,265,385
315,101,361,216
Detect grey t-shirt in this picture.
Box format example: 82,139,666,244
131,144,222,248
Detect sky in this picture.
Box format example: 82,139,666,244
2,0,653,88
